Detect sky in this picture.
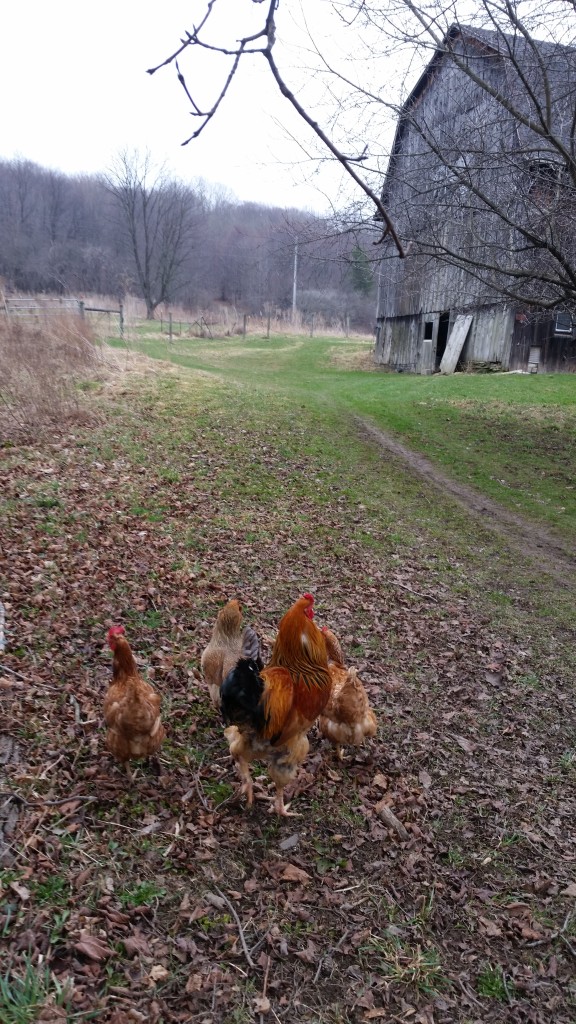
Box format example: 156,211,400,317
0,0,380,214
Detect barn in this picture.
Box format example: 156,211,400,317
375,24,576,374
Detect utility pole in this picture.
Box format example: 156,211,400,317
292,237,298,322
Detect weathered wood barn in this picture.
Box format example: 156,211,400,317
375,24,576,374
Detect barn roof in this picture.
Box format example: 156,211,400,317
382,23,576,201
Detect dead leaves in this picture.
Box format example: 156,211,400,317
454,735,476,754
268,862,312,884
74,931,114,961
2,375,576,1023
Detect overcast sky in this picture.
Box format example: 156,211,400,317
0,0,379,213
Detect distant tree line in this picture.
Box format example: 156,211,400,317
0,154,377,329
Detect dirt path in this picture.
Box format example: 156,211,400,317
356,416,576,589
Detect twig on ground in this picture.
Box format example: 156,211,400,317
195,774,210,810
455,978,486,1009
375,801,410,841
212,885,255,968
391,580,440,603
0,791,95,809
0,665,27,681
259,953,271,1024
0,664,61,691
248,932,268,959
526,907,576,958
313,928,350,983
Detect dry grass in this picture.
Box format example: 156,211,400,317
0,313,104,439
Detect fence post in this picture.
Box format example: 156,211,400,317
243,314,247,337
79,301,85,320
119,302,124,339
266,310,271,339
169,313,173,343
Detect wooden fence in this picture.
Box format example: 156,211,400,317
3,297,123,338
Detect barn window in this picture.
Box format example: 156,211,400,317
528,161,561,203
423,320,434,340
554,312,573,336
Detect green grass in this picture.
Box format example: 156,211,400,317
103,332,576,662
477,963,514,1001
117,881,167,908
0,955,74,1023
109,332,576,536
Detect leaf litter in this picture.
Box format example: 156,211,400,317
0,369,575,1022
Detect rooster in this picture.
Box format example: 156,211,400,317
221,593,331,816
318,625,377,760
104,625,165,777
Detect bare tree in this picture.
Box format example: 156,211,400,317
104,150,201,319
146,0,405,258
150,0,576,311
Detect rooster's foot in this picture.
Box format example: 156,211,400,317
271,792,301,817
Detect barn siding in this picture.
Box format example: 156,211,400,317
375,305,515,373
376,28,576,373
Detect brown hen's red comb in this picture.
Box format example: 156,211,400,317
302,592,314,602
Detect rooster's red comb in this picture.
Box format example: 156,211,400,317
302,592,314,602
107,624,125,644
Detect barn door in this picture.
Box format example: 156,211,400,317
439,315,473,374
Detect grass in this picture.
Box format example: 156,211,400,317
477,963,514,1001
108,331,576,535
0,955,74,1023
103,332,576,660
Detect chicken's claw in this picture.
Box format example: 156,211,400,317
272,791,301,817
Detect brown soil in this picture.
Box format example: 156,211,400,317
356,417,576,589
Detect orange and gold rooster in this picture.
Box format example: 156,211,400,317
221,593,331,815
318,625,377,760
104,625,165,777
201,599,261,707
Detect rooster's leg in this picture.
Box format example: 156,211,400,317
124,762,134,782
236,757,254,807
271,786,300,817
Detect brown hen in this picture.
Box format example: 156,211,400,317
318,626,377,760
201,599,261,706
104,625,165,777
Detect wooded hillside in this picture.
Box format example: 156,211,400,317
0,156,376,330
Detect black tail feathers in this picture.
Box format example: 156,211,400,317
221,658,267,731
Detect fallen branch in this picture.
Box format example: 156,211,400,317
0,791,96,809
212,886,255,968
375,801,410,841
526,907,576,958
391,580,440,603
